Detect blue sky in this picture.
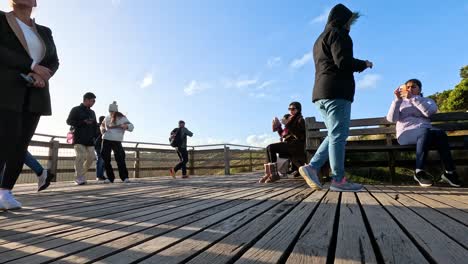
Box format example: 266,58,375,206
2,0,467,146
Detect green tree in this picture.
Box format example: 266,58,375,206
461,65,468,79
428,65,468,112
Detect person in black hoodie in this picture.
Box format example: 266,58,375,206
66,92,98,185
299,4,373,192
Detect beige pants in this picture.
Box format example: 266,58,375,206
74,144,96,179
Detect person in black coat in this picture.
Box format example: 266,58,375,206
299,4,373,192
261,102,306,183
0,1,59,210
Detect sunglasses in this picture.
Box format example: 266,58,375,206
288,107,297,110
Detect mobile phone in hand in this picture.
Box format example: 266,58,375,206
20,73,35,85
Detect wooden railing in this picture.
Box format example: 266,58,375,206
18,134,266,184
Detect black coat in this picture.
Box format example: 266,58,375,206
0,11,59,115
66,104,98,146
312,4,367,103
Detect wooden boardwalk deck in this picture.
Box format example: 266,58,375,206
1,173,467,264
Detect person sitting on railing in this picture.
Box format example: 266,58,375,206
260,102,306,183
101,101,134,183
386,79,462,187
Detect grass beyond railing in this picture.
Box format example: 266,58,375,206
18,134,266,184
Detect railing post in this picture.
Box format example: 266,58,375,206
48,140,59,182
133,144,140,178
189,147,195,176
224,145,230,175
249,148,253,172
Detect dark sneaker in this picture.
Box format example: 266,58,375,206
330,177,364,192
441,172,462,187
290,171,300,178
37,169,54,192
414,171,433,187
182,175,189,179
299,165,322,190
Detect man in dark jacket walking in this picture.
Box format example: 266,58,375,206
66,92,98,185
299,4,373,192
169,120,193,179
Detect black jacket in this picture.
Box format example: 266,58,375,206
0,11,59,115
312,4,367,103
66,104,98,146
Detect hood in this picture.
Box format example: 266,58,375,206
326,4,353,28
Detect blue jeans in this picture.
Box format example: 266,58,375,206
96,152,105,179
416,129,455,171
309,99,351,182
24,151,44,176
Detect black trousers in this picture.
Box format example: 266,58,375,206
101,139,128,182
416,128,455,171
174,147,189,175
0,110,40,189
266,141,305,170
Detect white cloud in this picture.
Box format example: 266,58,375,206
290,51,313,69
139,73,153,88
111,0,122,6
257,80,275,90
267,57,282,68
310,7,331,24
224,77,258,89
246,134,278,147
184,80,208,96
356,74,382,89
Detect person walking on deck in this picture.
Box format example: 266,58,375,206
299,4,373,192
169,120,193,178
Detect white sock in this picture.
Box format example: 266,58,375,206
415,169,424,174
445,170,454,175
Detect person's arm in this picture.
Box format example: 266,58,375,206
41,27,60,76
122,117,134,132
184,128,193,137
411,97,438,117
386,99,403,123
66,107,84,127
330,30,368,73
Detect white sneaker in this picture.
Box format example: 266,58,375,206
37,169,54,192
0,191,22,210
96,178,109,184
74,176,87,185
123,178,131,183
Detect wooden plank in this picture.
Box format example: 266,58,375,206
10,184,284,264
124,187,311,264
286,191,340,264
356,191,428,264
187,189,325,264
377,186,468,247
334,192,377,264
368,186,468,263
233,189,326,264
53,183,302,264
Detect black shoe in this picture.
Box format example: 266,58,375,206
414,171,433,187
441,172,462,187
38,170,55,192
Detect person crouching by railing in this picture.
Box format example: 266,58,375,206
100,102,134,183
386,79,462,187
260,102,306,183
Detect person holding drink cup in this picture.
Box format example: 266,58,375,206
386,79,462,187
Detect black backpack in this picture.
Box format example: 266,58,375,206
169,128,182,147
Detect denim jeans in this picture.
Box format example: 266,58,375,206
309,99,351,182
416,128,455,171
96,152,105,179
24,151,44,176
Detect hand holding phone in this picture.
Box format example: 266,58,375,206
20,73,35,85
